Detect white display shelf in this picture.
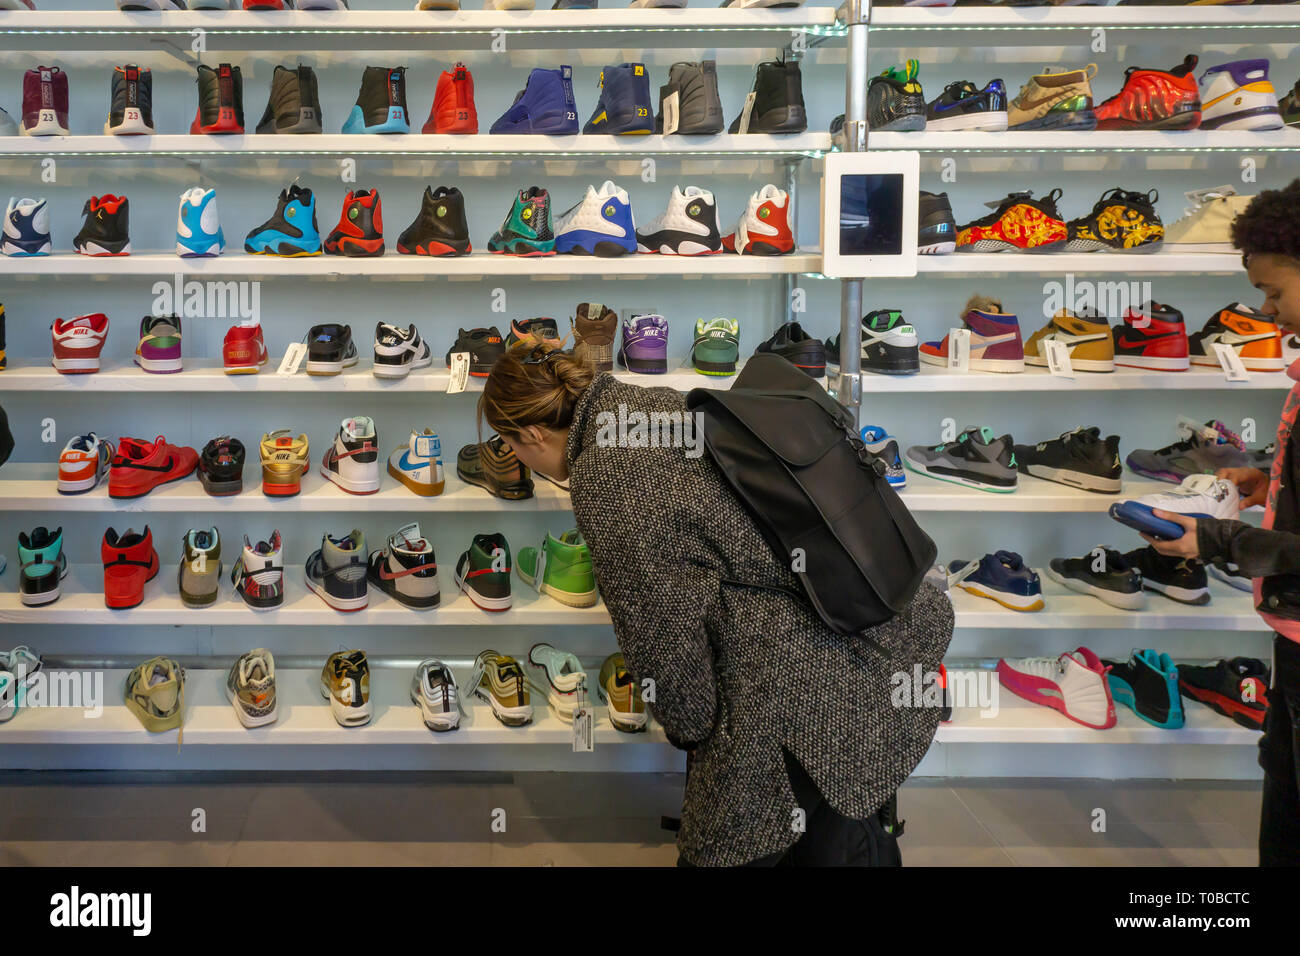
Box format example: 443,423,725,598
870,129,1300,152
851,363,1291,392
916,252,1244,275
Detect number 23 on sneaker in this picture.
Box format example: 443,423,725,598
108,435,198,499
320,416,381,495
58,433,113,494
18,526,67,606
997,648,1116,730
102,526,160,609
946,551,1043,611
321,650,371,728
305,530,368,611
1108,473,1239,541
1046,547,1145,610
516,530,598,608
387,428,444,496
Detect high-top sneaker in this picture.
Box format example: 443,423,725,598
1164,184,1254,254
18,526,67,607
324,188,384,257
101,526,160,609
617,313,669,373
74,195,130,256
191,63,245,134
21,66,69,136
1199,59,1284,131
517,531,598,607
456,435,533,499
728,60,806,134
321,416,381,494
918,191,956,254
51,313,109,373
554,181,637,257
997,648,1116,730
424,62,477,134
244,184,321,256
305,530,368,612
2,197,52,256
222,321,268,374
572,302,617,371
176,187,225,257
1066,187,1163,253
487,186,554,256
1189,302,1283,371
256,64,323,135
396,185,471,256
372,322,431,378
179,527,222,608
656,60,723,135
1095,54,1201,131
584,62,654,135
868,59,927,131
957,189,1068,253
721,184,793,255
1113,301,1190,371
455,537,514,612
387,428,444,496
636,185,721,255
368,523,440,609
105,65,154,135
920,295,1025,373
343,66,410,134
1024,308,1115,372
490,66,579,135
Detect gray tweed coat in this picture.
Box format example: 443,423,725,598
566,373,954,866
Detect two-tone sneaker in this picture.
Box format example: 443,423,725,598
244,184,321,257
1064,187,1163,254
305,323,358,375
487,186,555,256
222,321,268,374
410,659,461,731
528,643,588,720
21,66,69,136
827,308,918,375
469,650,533,726
176,187,225,257
445,326,505,377
231,530,284,609
1109,473,1239,541
692,318,739,376
1123,546,1210,606
320,416,380,495
599,652,647,732
259,430,310,496
191,63,244,134
372,322,431,378
51,313,108,373
124,657,185,734
454,533,512,611
636,185,721,255
1179,657,1269,730
997,648,1116,729
1112,301,1190,372
722,184,794,255
868,59,927,131
957,189,1068,253
134,314,183,373
1023,308,1115,372
323,188,384,257
1013,426,1122,494
555,180,637,257
583,62,654,135
1046,547,1145,610
904,426,1018,493
1103,649,1183,729
227,649,277,728
1007,63,1098,131
457,435,533,499
859,425,906,489
396,185,471,256
342,66,410,134
367,524,440,610
2,197,52,256
178,526,222,608
321,650,371,726
925,78,1007,131
18,526,67,606
517,530,598,607
74,195,131,256
504,317,560,350
387,428,444,496
305,530,368,611
616,313,669,374
1188,302,1283,372
58,433,113,494
947,550,1043,611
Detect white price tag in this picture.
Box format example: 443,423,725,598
276,342,307,376
447,351,470,393
1044,339,1074,379
662,90,680,136
392,522,421,545
572,688,594,753
736,91,756,135
947,328,970,372
1212,343,1250,382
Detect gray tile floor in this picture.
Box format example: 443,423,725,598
0,771,1263,866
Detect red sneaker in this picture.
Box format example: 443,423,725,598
424,62,478,134
190,63,244,135
243,0,288,8
102,526,160,610
323,189,385,257
223,323,269,375
1095,54,1201,131
1113,301,1190,371
721,184,795,255
51,313,109,374
108,435,199,499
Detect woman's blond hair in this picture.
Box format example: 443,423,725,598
478,340,596,440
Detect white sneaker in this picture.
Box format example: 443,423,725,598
388,429,444,496
636,185,721,255
482,0,534,8
176,187,225,258
725,183,793,256
1136,473,1241,521
554,180,637,256
372,322,431,379
1163,185,1255,254
527,642,588,720
997,648,1116,729
1200,59,1284,131
410,659,461,732
320,417,381,495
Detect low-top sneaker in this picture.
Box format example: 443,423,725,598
905,425,1018,493
445,326,505,377
1013,426,1122,494
755,320,826,379
305,323,358,376
321,416,380,495
692,317,739,376
58,433,113,494
1126,418,1257,484
455,533,512,612
1046,547,1145,610
321,650,371,727
947,550,1043,611
504,317,561,349
227,648,277,728
1123,546,1209,606
231,530,284,609
925,78,1008,132
108,435,198,499
1209,561,1252,593
1109,473,1239,541
599,652,647,733
259,430,309,496
305,530,368,612
827,308,918,375
997,647,1116,729
372,322,431,379
617,314,669,374
368,523,440,610
18,526,67,606
1103,649,1183,729
124,657,185,735
102,525,160,609
859,425,906,489
222,322,267,374
387,428,444,497
469,650,533,727
1179,657,1269,730
179,526,222,608
51,313,109,374
134,314,183,374
411,659,461,732
527,642,588,720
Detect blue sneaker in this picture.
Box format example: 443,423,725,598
2,197,51,256
342,66,410,135
583,62,653,135
859,425,905,489
176,187,225,257
490,66,579,135
1104,649,1184,729
244,184,322,257
947,550,1043,611
555,181,636,256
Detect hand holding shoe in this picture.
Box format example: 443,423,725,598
1216,466,1269,509
1142,510,1201,559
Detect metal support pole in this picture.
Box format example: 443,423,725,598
834,0,869,421
782,157,799,326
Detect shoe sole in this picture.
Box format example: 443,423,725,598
953,580,1044,611
409,686,460,731
1020,462,1122,493
320,464,381,495
903,455,1017,493
304,573,368,612
1044,563,1146,610
226,683,279,729
455,463,533,500
108,466,195,499
387,461,445,496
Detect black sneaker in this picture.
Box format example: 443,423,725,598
728,60,806,134
828,309,920,375
656,60,723,135
256,64,323,135
918,191,957,254
74,195,131,256
372,322,431,379
342,65,410,133
1208,561,1253,592
1123,546,1210,605
1013,426,1122,494
106,65,154,135
505,317,560,349
305,323,358,376
868,59,926,131
1065,187,1163,253
446,327,505,378
198,435,245,497
191,63,244,134
755,321,826,378
1178,657,1270,730
925,78,1007,132
1046,547,1144,610
1102,649,1183,729
396,186,471,257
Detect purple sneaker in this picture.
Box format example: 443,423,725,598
617,313,668,374
22,65,69,136
919,296,1024,373
134,314,183,374
1199,59,1284,131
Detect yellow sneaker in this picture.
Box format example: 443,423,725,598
1024,310,1115,373
471,650,532,726
320,649,371,727
1008,64,1098,130
598,653,647,733
259,429,309,497
124,657,185,734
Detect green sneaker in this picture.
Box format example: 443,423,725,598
517,529,597,608
455,532,513,612
692,317,739,376
487,186,556,257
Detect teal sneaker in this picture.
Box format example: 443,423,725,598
18,526,67,607
517,530,597,607
692,317,739,376
487,186,556,257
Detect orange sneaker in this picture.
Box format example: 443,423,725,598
1189,303,1282,372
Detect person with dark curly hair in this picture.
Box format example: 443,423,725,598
1145,177,1300,865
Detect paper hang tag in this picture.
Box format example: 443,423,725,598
737,91,756,135
392,522,421,547
447,352,470,393
413,433,441,460
1212,342,1250,382
572,685,594,753
1044,339,1074,379
662,90,681,136
277,342,307,376
947,328,971,372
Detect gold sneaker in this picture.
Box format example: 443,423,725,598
470,650,532,726
259,429,310,497
124,656,185,736
1164,185,1256,253
1024,310,1115,373
599,653,647,733
1008,64,1098,131
320,649,371,727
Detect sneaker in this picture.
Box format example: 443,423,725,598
859,425,906,489
455,534,513,611
222,321,267,374
191,63,244,134
1281,77,1300,127
997,648,1116,729
1189,302,1283,371
198,435,244,496
957,189,1067,253
527,643,588,720
1209,561,1253,592
1014,426,1122,493
387,428,444,496
925,78,1007,131
119,0,186,7
1023,308,1115,372
469,650,532,725
74,195,131,256
1164,184,1254,253
656,60,723,135
368,523,440,609
490,66,578,135
320,416,380,495
3,647,43,694
1126,418,1256,484
917,191,957,255
504,317,560,350
21,66,69,136
245,184,321,257
3,197,52,256
1103,650,1183,729
481,0,533,7
231,530,284,609
920,296,1025,373
721,184,793,256
1112,301,1190,371
259,429,310,496
425,62,477,134
1007,64,1098,131
729,59,806,134
599,653,647,733
305,322,357,374
343,66,410,134
50,312,108,373
445,326,504,377
947,550,1043,611
905,426,1018,493
18,526,67,606
828,308,918,375
58,433,113,494
1199,58,1284,131
102,526,160,608
1179,657,1269,730
488,187,554,256
179,527,222,608
517,529,598,607
1109,473,1239,540
1046,547,1145,610
227,649,277,728
109,435,198,499
1065,188,1163,254
256,64,323,134
756,320,826,378
305,530,368,611
104,64,154,136
555,181,637,257
176,187,225,257
124,657,185,734
323,188,384,257
320,650,371,726
397,185,471,256
572,302,617,371
868,59,927,131
372,322,431,378
1095,54,1200,131
636,185,721,255
0,672,13,724
584,62,653,135
457,435,533,500
1123,546,1209,605
0,107,15,136
692,318,739,376
410,659,460,732
616,313,669,374
134,314,183,373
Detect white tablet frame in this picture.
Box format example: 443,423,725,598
820,150,920,279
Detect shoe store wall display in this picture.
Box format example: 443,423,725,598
0,0,1296,878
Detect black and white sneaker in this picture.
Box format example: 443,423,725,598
1046,547,1145,610
372,322,431,379
1013,426,1122,494
636,185,721,256
305,323,359,376
925,79,1008,132
1208,561,1253,592
1124,546,1210,606
826,309,919,375
368,524,440,610
904,426,1018,493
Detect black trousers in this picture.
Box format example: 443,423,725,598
1260,633,1300,866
